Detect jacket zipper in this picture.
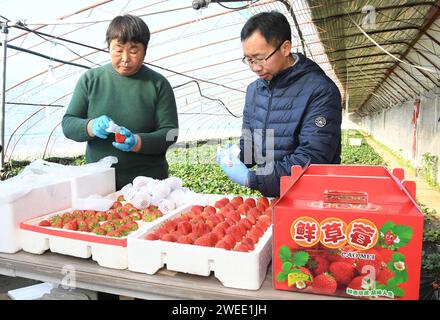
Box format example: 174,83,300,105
262,83,273,158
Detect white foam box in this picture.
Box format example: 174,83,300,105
0,180,72,253
19,192,176,270
127,195,273,290
0,168,115,254
70,168,115,200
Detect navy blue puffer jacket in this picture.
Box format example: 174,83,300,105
240,53,342,197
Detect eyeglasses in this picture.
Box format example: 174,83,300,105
242,41,284,67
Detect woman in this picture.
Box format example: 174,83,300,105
62,14,179,190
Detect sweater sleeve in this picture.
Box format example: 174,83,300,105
248,84,342,197
137,78,179,155
61,74,94,142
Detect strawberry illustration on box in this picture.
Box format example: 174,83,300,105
273,165,424,300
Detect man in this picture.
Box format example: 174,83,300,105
218,11,342,197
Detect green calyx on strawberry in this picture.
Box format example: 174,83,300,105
115,132,126,143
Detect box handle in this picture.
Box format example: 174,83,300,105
323,190,368,205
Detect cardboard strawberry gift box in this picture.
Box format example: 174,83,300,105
272,165,424,300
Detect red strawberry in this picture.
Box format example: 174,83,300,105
347,275,374,290
144,233,159,240
160,233,176,242
107,230,122,238
215,240,232,250
226,211,241,223
376,247,394,264
177,221,192,235
194,235,212,247
329,261,356,285
222,234,236,248
311,273,337,294
115,132,126,143
244,198,256,208
63,220,78,231
257,215,272,228
177,235,193,244
236,204,250,215
226,225,243,242
164,220,177,233
204,206,217,215
92,227,106,235
238,218,253,231
191,205,204,215
233,243,249,252
231,196,244,204
307,256,329,276
241,238,255,251
377,268,394,285
384,231,396,246
38,220,51,227
257,197,269,210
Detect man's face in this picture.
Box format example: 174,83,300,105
109,39,146,76
242,31,291,81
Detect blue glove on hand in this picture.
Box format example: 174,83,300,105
112,127,138,152
91,115,111,139
217,144,249,187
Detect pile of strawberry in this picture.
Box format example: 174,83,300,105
38,195,164,238
144,196,276,252
289,245,398,295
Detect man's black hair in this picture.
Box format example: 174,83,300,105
240,11,291,46
106,14,150,52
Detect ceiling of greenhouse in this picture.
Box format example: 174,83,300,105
0,0,439,160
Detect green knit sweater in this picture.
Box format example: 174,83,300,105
62,63,178,190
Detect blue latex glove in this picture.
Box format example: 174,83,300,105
112,127,138,152
91,115,111,139
217,144,249,186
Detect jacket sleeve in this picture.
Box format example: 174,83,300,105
239,84,256,168
248,84,342,197
137,78,179,155
61,74,94,142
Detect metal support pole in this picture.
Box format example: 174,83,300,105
0,22,8,177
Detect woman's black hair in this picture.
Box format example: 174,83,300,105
106,14,150,51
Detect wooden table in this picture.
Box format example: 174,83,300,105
0,251,347,300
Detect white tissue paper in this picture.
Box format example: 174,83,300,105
131,193,151,209
163,177,183,191
168,189,186,207
158,198,176,214
106,120,121,133
72,194,114,211
132,176,154,189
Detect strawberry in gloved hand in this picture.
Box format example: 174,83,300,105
112,127,138,152
115,132,126,143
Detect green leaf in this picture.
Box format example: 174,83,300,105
392,225,413,248
282,262,293,273
391,253,405,262
380,221,395,234
292,251,309,267
387,278,398,288
279,245,292,263
393,271,408,284
276,272,288,282
389,287,405,297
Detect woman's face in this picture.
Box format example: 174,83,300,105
109,39,146,76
